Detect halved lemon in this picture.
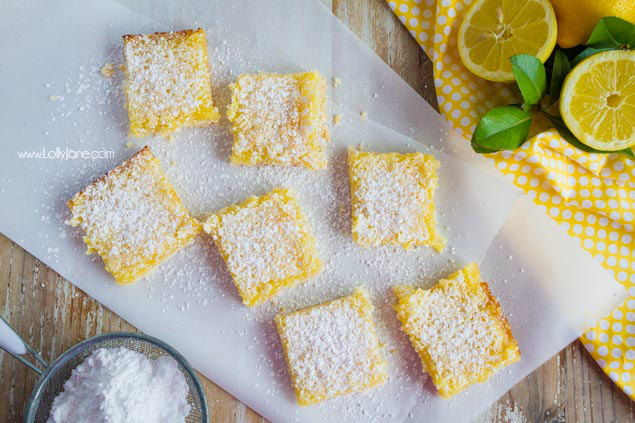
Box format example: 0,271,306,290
458,0,557,82
560,50,635,151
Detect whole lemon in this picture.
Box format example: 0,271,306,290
550,0,635,47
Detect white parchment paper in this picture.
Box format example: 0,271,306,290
0,0,626,421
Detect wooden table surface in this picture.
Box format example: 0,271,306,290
2,0,634,422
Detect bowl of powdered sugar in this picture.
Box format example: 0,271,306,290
21,332,208,423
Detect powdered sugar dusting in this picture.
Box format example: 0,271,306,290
67,147,200,283
203,188,321,306
276,288,386,404
227,72,329,169
349,148,445,250
395,264,520,398
123,29,219,137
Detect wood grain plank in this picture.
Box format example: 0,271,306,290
333,0,437,107
0,236,14,423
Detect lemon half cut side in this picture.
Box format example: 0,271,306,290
560,50,635,152
458,0,558,82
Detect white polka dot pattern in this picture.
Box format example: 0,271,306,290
387,0,635,399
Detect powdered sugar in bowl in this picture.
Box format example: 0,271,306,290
0,317,208,423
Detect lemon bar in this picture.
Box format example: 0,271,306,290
67,147,202,285
123,28,220,138
203,188,321,306
394,263,520,398
226,71,330,169
348,147,445,251
275,287,388,405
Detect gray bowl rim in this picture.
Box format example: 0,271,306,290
23,331,209,423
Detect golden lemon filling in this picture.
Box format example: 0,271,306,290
275,288,388,405
348,147,445,251
394,263,520,398
203,188,322,307
227,71,330,169
123,29,220,138
67,147,201,285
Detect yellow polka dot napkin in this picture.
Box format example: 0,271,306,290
386,0,635,399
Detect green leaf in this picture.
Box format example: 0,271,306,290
471,106,533,152
570,47,613,66
586,17,635,49
548,50,570,106
542,113,634,158
510,54,546,109
471,138,499,154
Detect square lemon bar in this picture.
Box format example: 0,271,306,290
123,28,220,138
67,147,202,285
348,147,445,251
203,188,321,306
226,71,330,169
275,287,388,405
394,263,520,398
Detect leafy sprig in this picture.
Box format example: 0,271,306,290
470,17,635,157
